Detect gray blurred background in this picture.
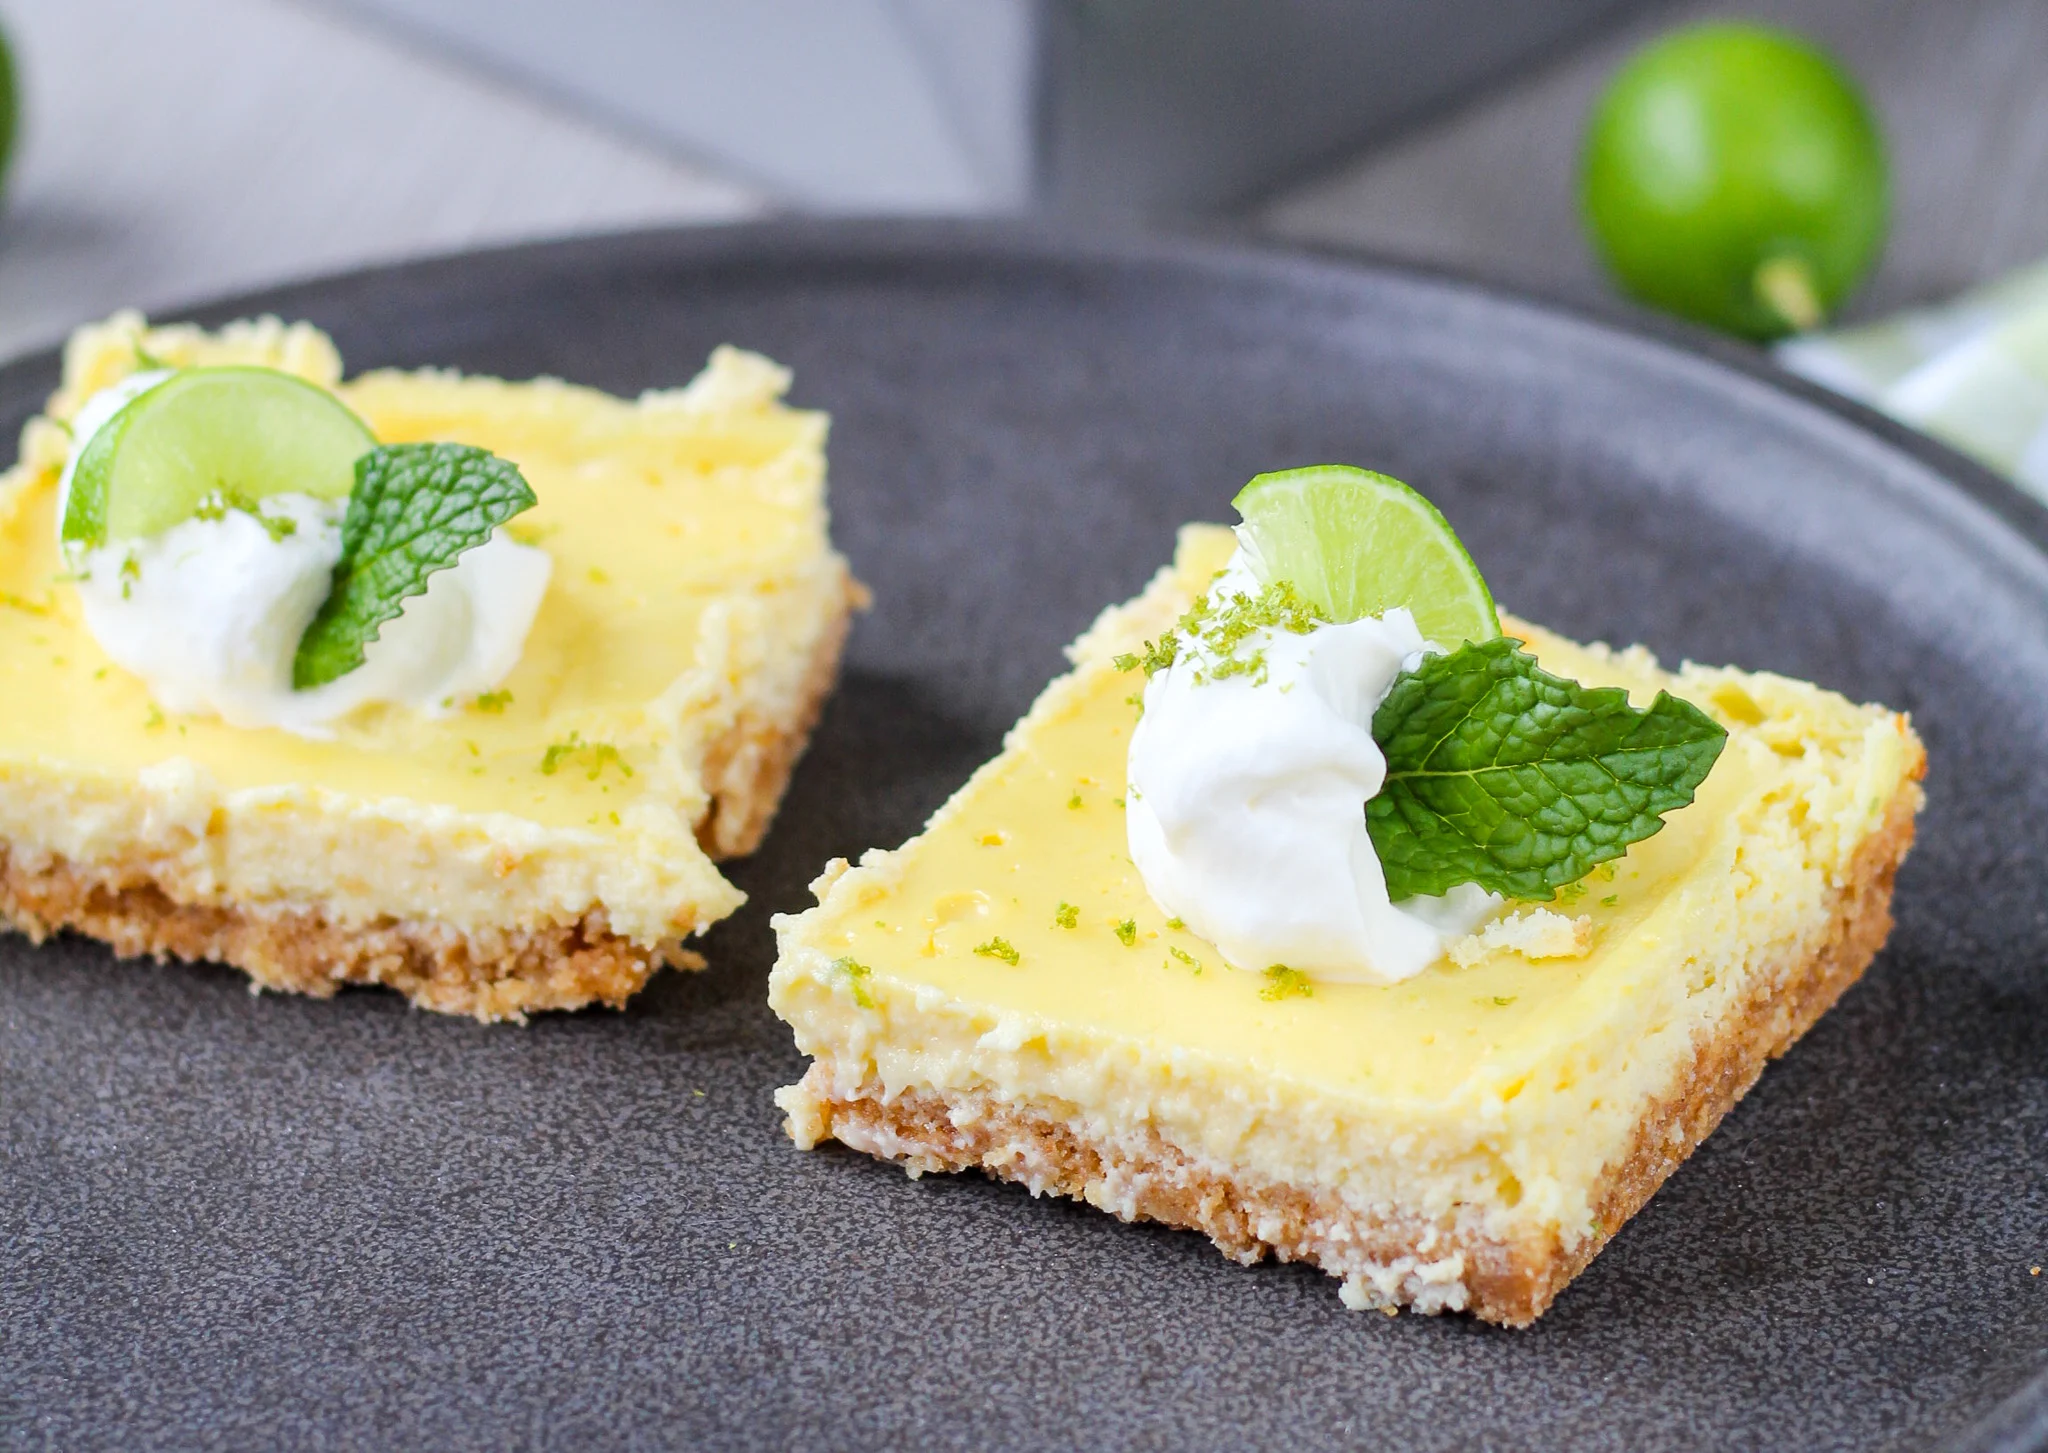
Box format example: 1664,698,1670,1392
4,0,2046,358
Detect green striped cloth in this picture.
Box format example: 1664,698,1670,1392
1777,260,2048,500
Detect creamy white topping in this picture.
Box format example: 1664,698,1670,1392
1126,554,1499,984
61,378,552,736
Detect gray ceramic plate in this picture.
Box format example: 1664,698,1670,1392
3,223,2044,1452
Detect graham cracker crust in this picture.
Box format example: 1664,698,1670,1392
0,858,675,1021
782,778,1923,1327
0,572,859,1022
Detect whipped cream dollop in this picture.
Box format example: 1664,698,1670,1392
61,377,552,736
1126,554,1499,984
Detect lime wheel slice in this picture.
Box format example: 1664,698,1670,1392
62,366,375,549
1231,464,1499,648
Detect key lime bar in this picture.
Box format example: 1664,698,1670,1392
769,525,1923,1325
0,312,859,1020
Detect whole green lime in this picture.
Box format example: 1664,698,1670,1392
1579,22,1887,341
0,20,17,195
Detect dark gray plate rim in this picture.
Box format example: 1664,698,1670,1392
4,218,2045,1452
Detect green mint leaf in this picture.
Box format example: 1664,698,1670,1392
1366,637,1726,901
292,443,537,690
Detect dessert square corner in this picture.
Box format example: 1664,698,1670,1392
0,311,861,1021
767,522,1925,1325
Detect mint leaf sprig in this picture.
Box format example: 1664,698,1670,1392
1365,636,1726,902
292,443,537,690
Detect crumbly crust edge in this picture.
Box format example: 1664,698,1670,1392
0,865,679,1022
0,572,860,1022
777,770,1923,1327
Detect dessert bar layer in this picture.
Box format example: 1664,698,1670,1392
769,526,1923,1323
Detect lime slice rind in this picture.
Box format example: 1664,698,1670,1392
1231,464,1500,649
56,368,174,551
60,366,376,552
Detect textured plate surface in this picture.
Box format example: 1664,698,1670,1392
2,223,2044,1452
